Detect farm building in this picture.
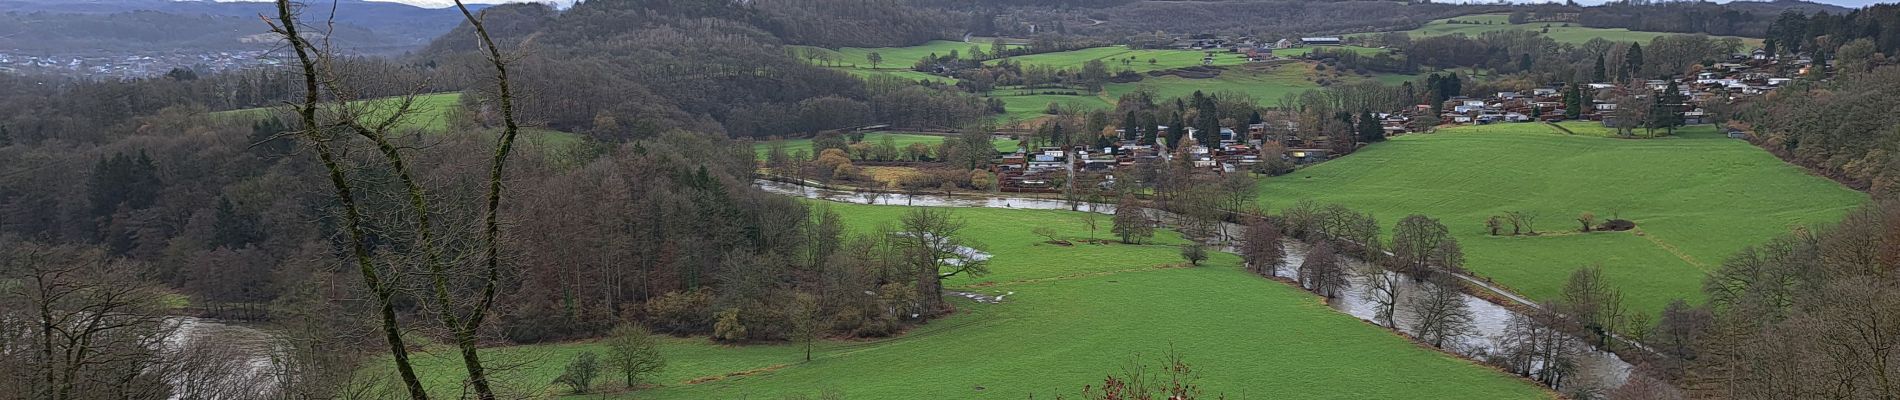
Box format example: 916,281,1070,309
1300,37,1342,46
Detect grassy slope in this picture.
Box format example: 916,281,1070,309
1255,123,1863,314
1104,63,1415,108
990,45,1254,73
752,132,1020,160
792,40,1025,84
1368,14,1762,46
211,92,584,148
989,91,1115,123
409,203,1549,399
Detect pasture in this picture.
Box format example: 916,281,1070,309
402,203,1552,399
989,45,1253,73
211,92,585,148
1254,123,1863,315
1360,14,1762,46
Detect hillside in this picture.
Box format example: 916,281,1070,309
0,0,469,53
1256,123,1865,314
1358,14,1764,46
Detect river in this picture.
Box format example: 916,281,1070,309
758,179,1632,392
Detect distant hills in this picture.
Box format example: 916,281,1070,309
0,0,475,54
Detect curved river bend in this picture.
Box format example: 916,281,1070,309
758,180,1632,391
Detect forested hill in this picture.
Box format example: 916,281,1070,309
0,0,471,53
420,0,985,140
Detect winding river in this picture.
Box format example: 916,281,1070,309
758,179,1633,391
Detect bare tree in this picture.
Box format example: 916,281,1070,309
898,208,988,313
1561,265,1625,346
1408,273,1475,348
263,2,428,397
1111,198,1155,244
1299,242,1350,299
1494,305,1583,390
264,1,528,398
1390,214,1455,281
1079,212,1100,242
3,242,170,400
1577,211,1597,232
1361,259,1404,328
789,292,822,362
1240,218,1285,276
603,324,666,390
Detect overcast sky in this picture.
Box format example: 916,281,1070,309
360,0,573,8
355,0,1886,10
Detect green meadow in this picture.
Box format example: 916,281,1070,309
211,92,585,148
989,91,1115,122
1255,123,1863,315
1361,14,1762,46
752,132,1021,160
989,45,1253,73
404,202,1551,399
792,40,1023,84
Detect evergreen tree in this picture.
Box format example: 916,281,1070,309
1653,80,1686,135
1168,114,1186,148
211,197,263,249
0,124,10,146
1358,112,1386,143
1123,111,1140,141
1192,91,1221,146
1623,43,1645,81
1592,54,1607,82
87,151,162,221
1564,84,1583,119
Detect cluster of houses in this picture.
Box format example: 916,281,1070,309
1433,51,1806,130
1171,36,1348,64
990,125,1337,192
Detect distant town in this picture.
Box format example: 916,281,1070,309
0,50,286,79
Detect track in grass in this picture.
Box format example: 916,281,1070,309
1255,123,1863,315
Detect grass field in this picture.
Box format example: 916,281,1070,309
210,92,585,148
1270,45,1391,58
989,45,1254,73
792,40,1022,84
1254,123,1863,315
752,132,1021,160
404,203,1551,399
989,91,1115,123
1104,63,1414,108
1358,14,1762,46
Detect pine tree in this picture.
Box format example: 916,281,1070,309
1168,114,1186,147
1123,111,1140,141
1358,112,1386,143
1192,92,1221,146
1564,84,1583,119
212,197,263,249
1624,43,1644,81
1592,54,1607,82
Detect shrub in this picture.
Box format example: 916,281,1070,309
713,307,748,342
1180,243,1209,266
553,351,600,394
605,324,666,390
645,289,714,334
